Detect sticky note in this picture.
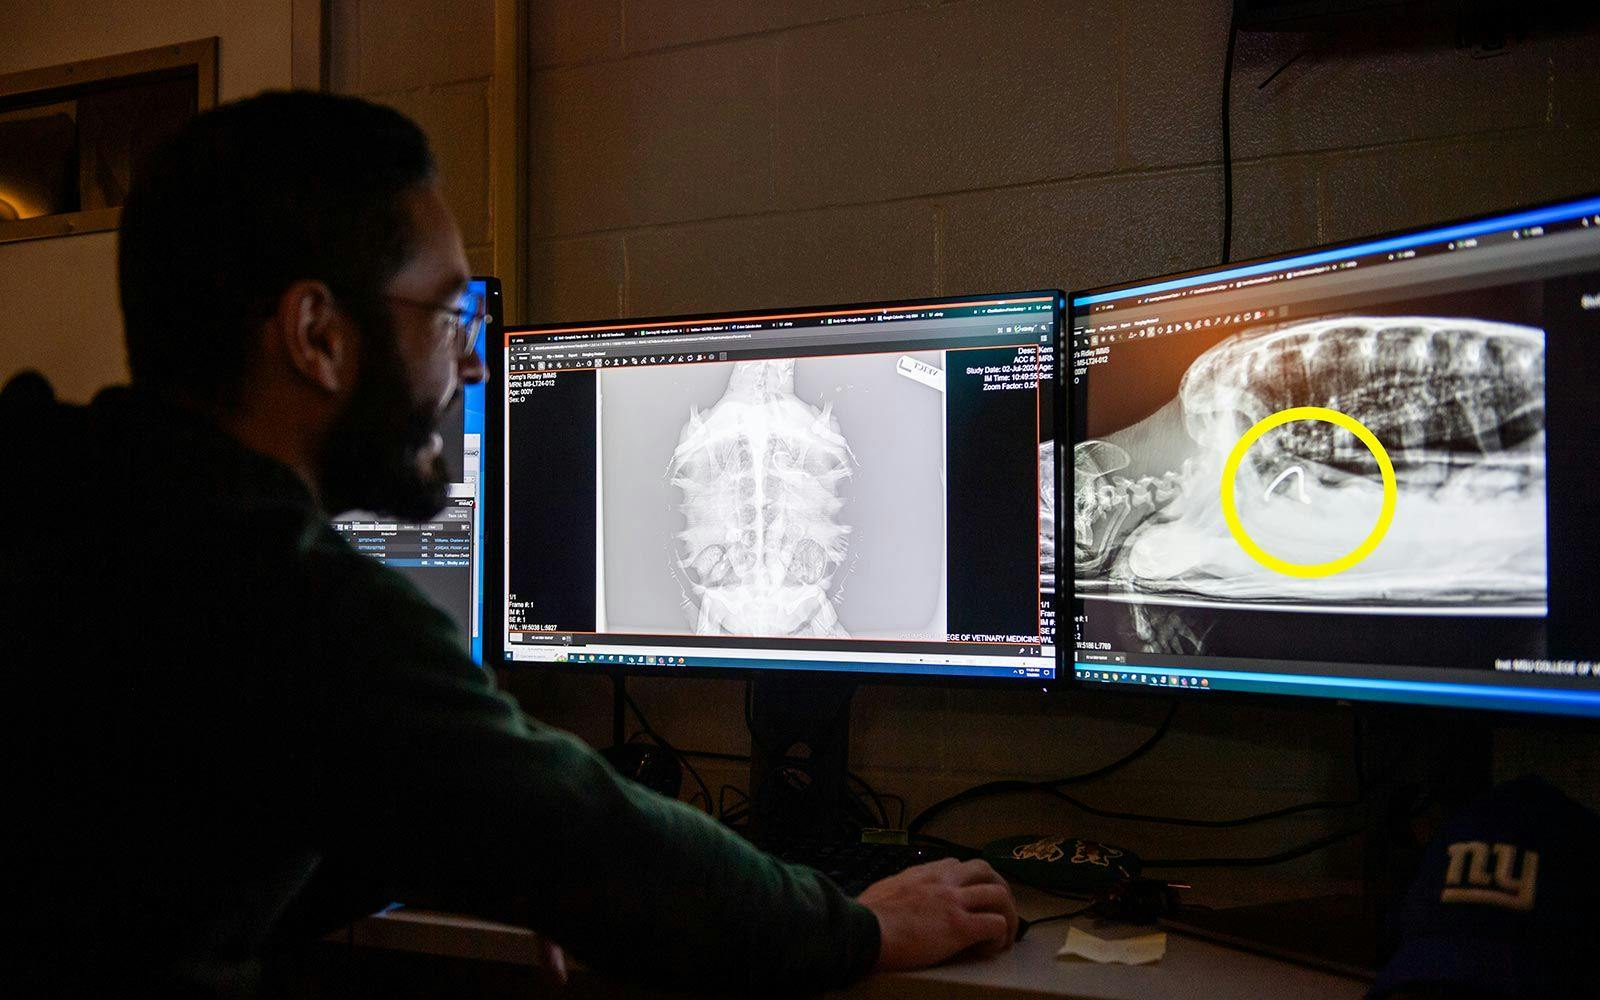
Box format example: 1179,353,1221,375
1057,926,1167,965
895,355,945,391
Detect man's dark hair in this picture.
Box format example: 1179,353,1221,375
118,90,436,405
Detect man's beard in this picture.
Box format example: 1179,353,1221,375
319,320,454,522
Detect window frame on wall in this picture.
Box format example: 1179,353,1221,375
0,37,217,245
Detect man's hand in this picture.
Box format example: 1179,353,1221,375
857,858,1018,972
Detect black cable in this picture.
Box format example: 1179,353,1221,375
1043,701,1369,828
907,832,979,859
611,691,902,832
1221,7,1239,265
1034,885,1097,903
677,743,901,831
620,688,715,814
1257,44,1307,90
848,771,891,828
915,700,1376,844
1040,786,1361,829
677,747,749,764
882,792,907,830
1141,825,1365,870
719,784,749,823
722,774,753,828
906,700,1179,836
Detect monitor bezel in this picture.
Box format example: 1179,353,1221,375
1068,189,1600,308
1063,189,1600,722
485,288,1067,691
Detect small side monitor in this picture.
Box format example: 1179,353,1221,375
333,275,499,665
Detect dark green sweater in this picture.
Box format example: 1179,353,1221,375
1,386,878,997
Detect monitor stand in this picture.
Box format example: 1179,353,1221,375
1158,708,1495,980
745,674,859,846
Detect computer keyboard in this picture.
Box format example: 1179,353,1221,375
768,839,947,896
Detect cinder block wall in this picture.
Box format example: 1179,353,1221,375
522,2,1600,319
328,0,497,277
352,1,1600,879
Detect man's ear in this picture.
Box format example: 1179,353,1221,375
269,279,357,395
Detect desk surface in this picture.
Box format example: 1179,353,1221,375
351,888,1370,999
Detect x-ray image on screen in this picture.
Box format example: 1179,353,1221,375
1076,314,1548,628
599,352,948,640
1065,194,1600,713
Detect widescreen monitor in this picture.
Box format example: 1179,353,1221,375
333,275,499,664
489,291,1061,682
1068,194,1600,716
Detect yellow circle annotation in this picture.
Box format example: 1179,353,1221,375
1219,406,1397,579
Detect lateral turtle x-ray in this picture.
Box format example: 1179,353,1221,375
1075,315,1548,652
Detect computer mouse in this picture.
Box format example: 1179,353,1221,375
981,834,1142,892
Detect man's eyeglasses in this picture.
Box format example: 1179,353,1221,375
385,289,488,359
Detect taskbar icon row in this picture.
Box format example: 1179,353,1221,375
1075,664,1211,690
559,652,689,667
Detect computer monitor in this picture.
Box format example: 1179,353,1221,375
488,291,1061,683
1068,194,1600,717
333,275,499,664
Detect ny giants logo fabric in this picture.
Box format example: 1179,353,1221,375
1440,841,1539,911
